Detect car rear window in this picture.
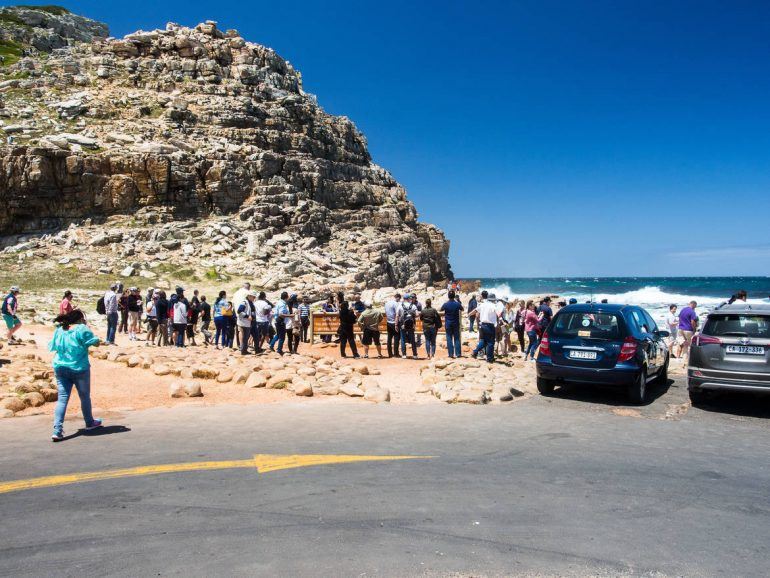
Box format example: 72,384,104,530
550,312,622,340
703,315,770,338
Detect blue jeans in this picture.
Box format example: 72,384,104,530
473,322,496,363
53,366,95,436
445,323,461,357
525,330,540,359
174,323,186,347
270,322,286,354
106,312,118,344
469,316,475,332
214,317,227,347
424,327,437,357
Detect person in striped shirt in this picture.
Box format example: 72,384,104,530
298,296,311,342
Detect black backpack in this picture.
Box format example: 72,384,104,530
96,296,106,315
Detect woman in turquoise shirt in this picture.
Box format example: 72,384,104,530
49,309,102,442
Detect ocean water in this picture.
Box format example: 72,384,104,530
477,277,770,326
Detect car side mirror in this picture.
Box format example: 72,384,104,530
656,330,670,338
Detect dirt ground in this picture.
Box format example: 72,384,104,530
5,323,534,422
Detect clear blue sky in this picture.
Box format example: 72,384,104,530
17,0,770,277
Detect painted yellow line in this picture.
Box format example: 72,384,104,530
0,454,432,495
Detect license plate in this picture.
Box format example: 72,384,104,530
725,345,765,355
570,350,598,360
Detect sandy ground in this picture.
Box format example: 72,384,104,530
5,323,537,423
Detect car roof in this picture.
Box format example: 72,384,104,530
558,303,632,313
710,302,770,314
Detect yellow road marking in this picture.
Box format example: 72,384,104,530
0,454,431,495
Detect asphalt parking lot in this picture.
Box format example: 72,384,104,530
0,375,768,577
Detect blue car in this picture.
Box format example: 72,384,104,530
535,304,670,404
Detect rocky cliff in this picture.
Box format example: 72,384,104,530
0,6,451,293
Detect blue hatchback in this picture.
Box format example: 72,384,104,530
535,304,670,404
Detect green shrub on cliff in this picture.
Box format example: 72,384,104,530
17,5,70,16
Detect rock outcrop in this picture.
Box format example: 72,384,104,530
0,7,452,289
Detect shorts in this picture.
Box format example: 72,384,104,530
3,314,20,329
681,330,693,346
128,311,141,325
362,328,380,346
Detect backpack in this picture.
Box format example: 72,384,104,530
96,296,106,315
1,294,12,315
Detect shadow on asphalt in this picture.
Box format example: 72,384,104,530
692,393,770,419
545,379,673,407
59,425,131,442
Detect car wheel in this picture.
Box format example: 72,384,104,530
689,388,708,406
628,367,647,405
655,355,669,385
536,376,555,395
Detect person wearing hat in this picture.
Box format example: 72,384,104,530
2,286,22,344
103,283,119,345
357,300,384,358
236,291,257,355
145,290,160,345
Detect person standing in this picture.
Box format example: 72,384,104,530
155,290,169,346
440,290,464,359
470,290,499,363
665,304,679,356
59,291,75,316
677,300,699,359
213,291,228,349
118,289,129,335
500,300,514,356
321,295,337,344
145,291,159,345
467,294,478,332
127,287,142,341
199,295,212,345
103,283,119,345
2,286,22,344
523,301,540,361
384,293,402,358
172,288,189,347
285,295,300,354
269,291,291,355
399,295,419,359
337,295,360,358
421,298,442,360
253,292,271,353
237,291,256,355
513,301,527,353
352,293,366,316
49,309,102,442
187,289,200,346
357,301,384,358
537,297,554,334
299,296,311,343
224,299,236,349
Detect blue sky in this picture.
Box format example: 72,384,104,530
17,0,770,277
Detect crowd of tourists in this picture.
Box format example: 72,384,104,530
4,281,755,442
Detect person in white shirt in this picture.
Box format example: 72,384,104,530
253,291,271,353
470,291,500,363
172,290,188,347
103,283,119,345
666,304,679,355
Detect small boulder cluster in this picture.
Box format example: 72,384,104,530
0,351,58,417
418,358,535,404
94,346,391,403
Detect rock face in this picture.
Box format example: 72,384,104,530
0,8,452,288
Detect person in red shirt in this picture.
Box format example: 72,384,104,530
59,291,74,316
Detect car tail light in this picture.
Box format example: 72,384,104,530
617,336,637,362
695,334,721,346
539,333,551,356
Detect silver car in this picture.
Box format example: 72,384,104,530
688,303,770,405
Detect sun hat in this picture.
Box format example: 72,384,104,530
9,286,20,293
